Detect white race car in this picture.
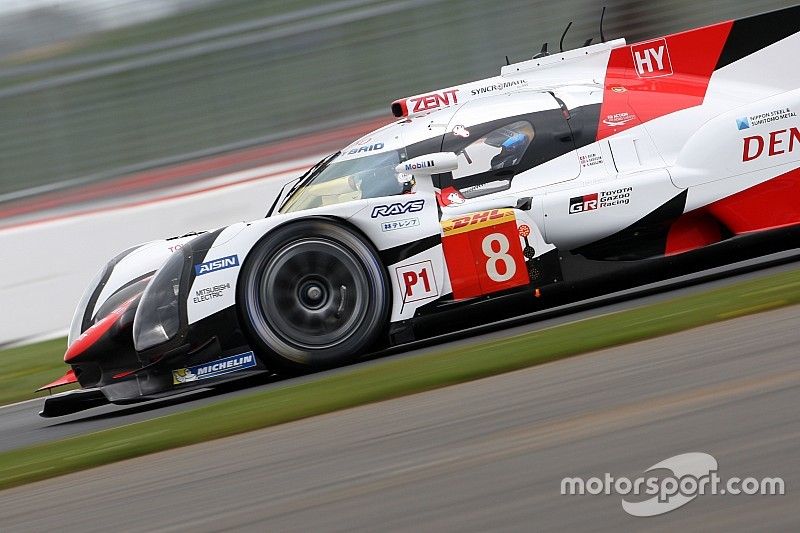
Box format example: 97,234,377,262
40,6,800,416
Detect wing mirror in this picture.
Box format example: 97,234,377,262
395,152,459,183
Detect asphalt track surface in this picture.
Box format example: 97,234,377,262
2,293,798,531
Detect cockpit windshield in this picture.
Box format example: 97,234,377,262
279,148,410,213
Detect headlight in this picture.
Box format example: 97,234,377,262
67,265,109,347
133,245,190,351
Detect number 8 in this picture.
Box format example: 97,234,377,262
482,233,516,282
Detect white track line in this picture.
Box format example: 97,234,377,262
0,397,43,411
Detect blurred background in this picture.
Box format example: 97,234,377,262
0,0,794,346
0,0,793,203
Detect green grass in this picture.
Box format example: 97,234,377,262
1,268,799,490
0,338,72,406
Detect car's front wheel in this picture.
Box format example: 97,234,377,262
238,219,389,371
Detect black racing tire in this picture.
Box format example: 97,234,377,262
238,219,389,371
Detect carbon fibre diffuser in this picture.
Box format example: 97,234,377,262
39,388,109,418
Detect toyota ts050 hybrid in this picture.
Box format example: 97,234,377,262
39,6,800,416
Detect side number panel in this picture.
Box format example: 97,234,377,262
441,209,529,299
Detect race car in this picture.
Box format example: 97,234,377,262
39,5,800,416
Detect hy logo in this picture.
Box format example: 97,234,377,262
195,255,239,276
736,117,751,130
631,38,673,78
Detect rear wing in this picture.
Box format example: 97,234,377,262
390,39,626,118
390,4,800,120
597,4,800,140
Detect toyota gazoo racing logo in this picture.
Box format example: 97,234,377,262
371,199,425,218
569,188,632,214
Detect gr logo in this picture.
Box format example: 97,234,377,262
631,38,673,78
569,194,598,214
371,199,425,218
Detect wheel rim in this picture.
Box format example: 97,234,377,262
255,238,369,350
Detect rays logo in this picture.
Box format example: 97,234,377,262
371,199,425,218
194,255,239,276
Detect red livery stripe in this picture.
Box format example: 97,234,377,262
597,21,733,140
706,166,800,234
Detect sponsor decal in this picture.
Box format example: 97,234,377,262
396,260,438,303
381,218,419,232
168,243,184,253
451,124,470,138
404,160,434,171
194,255,239,276
518,224,531,237
737,107,796,130
631,38,672,78
569,188,632,214
410,89,459,113
441,211,528,299
579,153,604,167
469,79,528,96
602,112,637,127
569,193,598,213
437,186,465,206
441,208,516,235
742,126,800,162
172,351,257,385
445,191,465,205
561,452,785,518
371,199,425,218
441,187,466,205
347,142,384,155
193,283,230,304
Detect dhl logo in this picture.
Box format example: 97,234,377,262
441,208,516,236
